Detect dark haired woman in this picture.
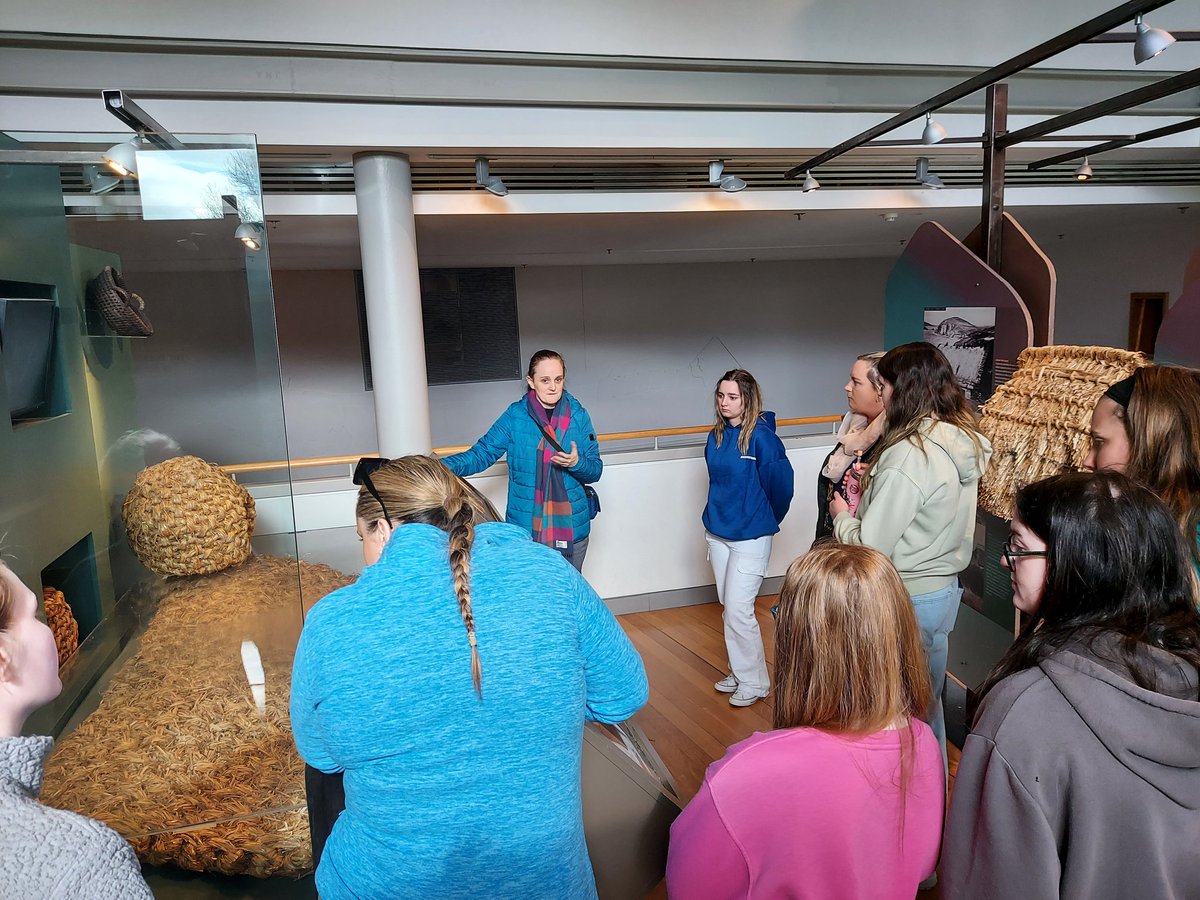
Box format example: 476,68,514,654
290,456,647,900
1085,364,1200,570
831,342,991,763
704,369,794,708
943,472,1200,898
668,545,942,898
444,349,601,572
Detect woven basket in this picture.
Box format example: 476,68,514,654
86,266,154,337
978,345,1148,519
42,586,79,667
123,456,256,576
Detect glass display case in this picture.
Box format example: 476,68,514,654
1,128,330,886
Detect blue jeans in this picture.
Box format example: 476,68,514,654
911,581,962,772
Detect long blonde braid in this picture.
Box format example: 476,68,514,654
356,455,499,699
446,490,483,697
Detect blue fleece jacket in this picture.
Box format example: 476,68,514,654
290,522,647,900
442,391,602,540
702,412,795,541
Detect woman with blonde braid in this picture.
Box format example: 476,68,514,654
290,456,647,900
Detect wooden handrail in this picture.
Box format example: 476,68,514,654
217,414,844,476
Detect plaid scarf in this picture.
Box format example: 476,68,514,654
527,391,576,558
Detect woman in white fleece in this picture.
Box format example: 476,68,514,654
831,342,992,766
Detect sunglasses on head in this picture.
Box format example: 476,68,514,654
352,456,391,523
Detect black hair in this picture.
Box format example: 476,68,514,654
976,471,1200,711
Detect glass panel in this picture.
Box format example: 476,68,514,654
0,129,337,882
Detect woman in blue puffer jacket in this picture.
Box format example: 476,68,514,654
443,349,602,572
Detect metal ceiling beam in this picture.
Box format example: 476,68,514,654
102,89,186,150
997,67,1200,148
1027,115,1200,169
783,0,1176,179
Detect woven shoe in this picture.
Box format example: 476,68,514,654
714,675,739,693
730,688,767,708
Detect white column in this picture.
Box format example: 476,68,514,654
352,152,432,455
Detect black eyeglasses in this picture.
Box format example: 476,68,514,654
353,456,391,523
1002,539,1047,569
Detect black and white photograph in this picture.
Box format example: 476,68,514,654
923,306,996,406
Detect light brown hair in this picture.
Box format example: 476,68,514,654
774,544,933,818
356,456,501,697
1122,365,1200,567
774,544,930,734
712,368,765,456
856,351,886,395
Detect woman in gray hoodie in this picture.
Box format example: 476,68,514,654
943,472,1200,898
0,560,152,899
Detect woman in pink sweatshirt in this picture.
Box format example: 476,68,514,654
666,544,944,899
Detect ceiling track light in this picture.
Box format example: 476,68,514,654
235,222,264,251
801,171,820,192
915,157,944,189
83,163,122,194
101,138,140,178
1075,157,1094,181
475,157,509,197
708,159,747,193
1134,14,1175,64
922,112,948,145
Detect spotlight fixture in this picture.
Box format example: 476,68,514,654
801,172,820,192
235,222,264,251
1075,157,1093,181
1134,14,1175,64
708,160,747,193
921,112,948,145
82,164,121,195
915,157,944,190
474,157,509,197
101,139,139,178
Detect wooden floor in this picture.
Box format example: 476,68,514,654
618,596,958,899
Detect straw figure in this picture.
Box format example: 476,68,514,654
977,346,1147,520
39,456,353,878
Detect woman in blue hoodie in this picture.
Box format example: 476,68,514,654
703,369,794,708
443,349,601,572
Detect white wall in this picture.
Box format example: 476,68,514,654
272,258,892,457
1017,209,1200,349
250,438,832,604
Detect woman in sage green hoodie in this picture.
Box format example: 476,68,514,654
831,342,992,765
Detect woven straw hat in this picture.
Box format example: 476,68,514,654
123,456,256,576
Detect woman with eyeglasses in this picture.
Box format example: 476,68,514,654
1084,365,1200,572
830,342,991,765
291,455,647,900
943,471,1200,898
442,349,602,573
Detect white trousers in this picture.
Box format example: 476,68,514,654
705,532,772,694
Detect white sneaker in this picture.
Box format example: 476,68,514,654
714,675,739,693
730,688,767,707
